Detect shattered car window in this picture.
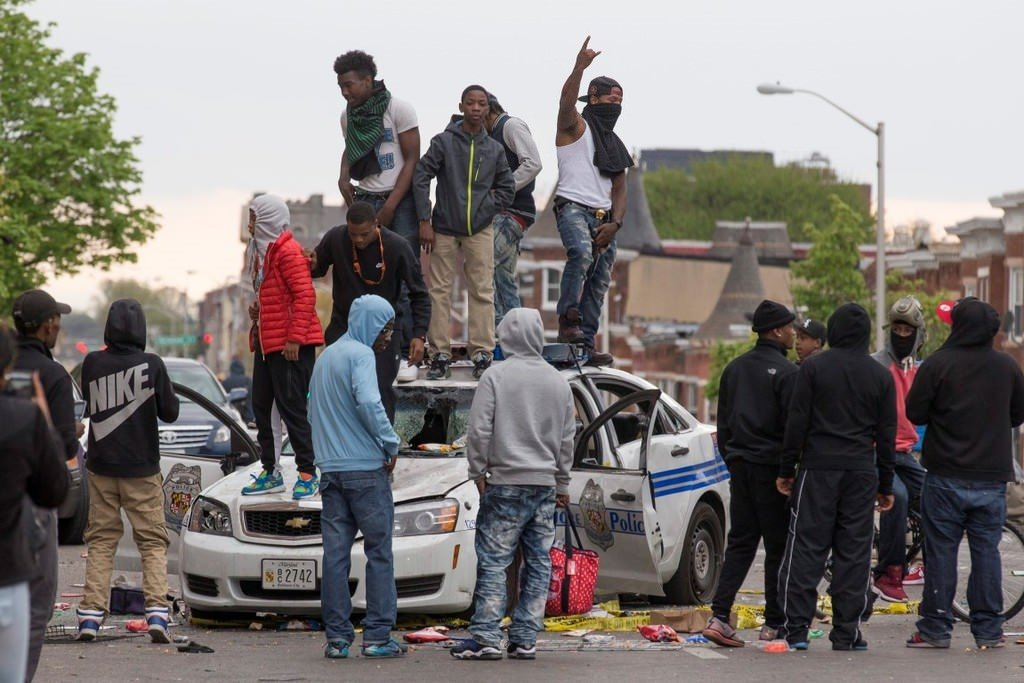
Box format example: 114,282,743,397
394,386,474,457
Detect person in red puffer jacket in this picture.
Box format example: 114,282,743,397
242,194,324,500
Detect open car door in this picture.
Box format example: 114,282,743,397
568,389,665,595
115,382,259,574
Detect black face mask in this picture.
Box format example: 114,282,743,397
583,102,622,130
890,330,917,360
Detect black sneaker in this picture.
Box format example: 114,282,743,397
506,642,536,660
584,347,613,367
427,353,452,380
471,351,492,379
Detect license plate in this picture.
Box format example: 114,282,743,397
261,559,316,590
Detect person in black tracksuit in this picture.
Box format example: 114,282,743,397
777,303,896,651
702,300,797,647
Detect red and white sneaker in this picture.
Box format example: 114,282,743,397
904,564,925,585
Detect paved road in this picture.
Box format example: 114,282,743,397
35,544,1024,682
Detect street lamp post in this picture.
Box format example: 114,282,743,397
757,83,886,351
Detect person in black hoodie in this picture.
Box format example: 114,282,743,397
776,303,896,651
0,323,68,683
702,300,797,648
77,299,179,645
904,297,1024,650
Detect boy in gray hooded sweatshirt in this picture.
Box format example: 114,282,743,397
451,308,575,661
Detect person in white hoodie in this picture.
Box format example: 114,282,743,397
451,308,575,661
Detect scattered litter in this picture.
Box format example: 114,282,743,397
70,583,85,588
80,550,88,558
809,629,824,639
60,592,84,598
125,620,148,633
173,636,190,644
563,628,593,637
277,619,322,631
582,634,615,644
637,624,681,643
536,638,682,652
762,640,789,653
403,628,451,643
177,640,215,653
248,623,263,631
53,602,71,611
1016,638,1024,645
684,634,709,645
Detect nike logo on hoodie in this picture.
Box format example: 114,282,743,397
88,363,155,441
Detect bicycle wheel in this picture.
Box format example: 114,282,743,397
952,521,1024,621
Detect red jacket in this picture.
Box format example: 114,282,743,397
251,231,324,353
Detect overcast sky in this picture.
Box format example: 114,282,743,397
27,0,1023,314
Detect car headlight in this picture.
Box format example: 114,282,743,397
393,498,458,537
212,425,231,444
186,496,233,536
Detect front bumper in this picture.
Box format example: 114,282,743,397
179,528,477,614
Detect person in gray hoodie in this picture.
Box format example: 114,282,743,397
451,308,575,661
413,85,515,381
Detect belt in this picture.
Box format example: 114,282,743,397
553,196,608,220
354,189,392,200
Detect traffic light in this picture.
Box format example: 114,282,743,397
201,332,213,345
75,340,88,354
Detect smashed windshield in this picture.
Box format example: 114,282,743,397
394,385,473,457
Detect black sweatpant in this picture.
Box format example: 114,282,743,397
711,459,789,628
253,344,316,476
777,468,877,647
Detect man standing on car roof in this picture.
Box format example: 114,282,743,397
702,300,797,648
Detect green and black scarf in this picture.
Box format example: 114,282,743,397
346,80,392,181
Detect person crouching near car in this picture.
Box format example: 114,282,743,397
776,303,896,652
450,308,576,661
77,299,180,643
0,323,68,682
905,298,1024,650
309,295,405,659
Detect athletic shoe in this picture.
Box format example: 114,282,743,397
873,565,909,602
427,354,452,380
449,638,503,660
584,347,613,367
362,638,408,658
471,351,492,380
397,358,419,383
507,642,537,660
146,606,171,644
241,469,284,495
906,632,950,649
292,473,319,500
977,635,1006,649
904,564,925,585
832,638,868,651
789,641,809,651
702,616,744,648
76,607,104,642
324,640,350,659
759,625,778,641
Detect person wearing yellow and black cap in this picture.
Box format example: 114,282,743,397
794,318,827,363
703,300,798,648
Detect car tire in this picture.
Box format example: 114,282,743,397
58,471,89,545
660,501,724,605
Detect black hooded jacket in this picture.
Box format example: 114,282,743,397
780,304,896,494
14,335,78,460
81,300,180,478
906,298,1024,482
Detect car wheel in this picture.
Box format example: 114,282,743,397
661,502,724,605
58,472,89,545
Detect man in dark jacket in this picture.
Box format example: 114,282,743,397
11,288,79,681
776,303,896,651
311,200,430,418
220,357,253,422
703,300,797,647
77,299,180,644
905,298,1024,650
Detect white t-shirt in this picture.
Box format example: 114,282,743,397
340,97,418,193
555,123,612,210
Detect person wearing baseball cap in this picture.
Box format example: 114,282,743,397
794,318,827,363
11,288,76,680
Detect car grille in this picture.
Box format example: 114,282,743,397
239,579,355,601
396,575,444,598
244,509,322,538
186,573,219,597
159,425,212,449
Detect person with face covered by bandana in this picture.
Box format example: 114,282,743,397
869,296,929,603
242,194,324,499
552,36,633,367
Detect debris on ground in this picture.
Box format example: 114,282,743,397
637,624,681,643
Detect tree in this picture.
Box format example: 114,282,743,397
0,0,157,306
704,334,756,401
790,196,872,324
92,278,190,352
643,154,873,242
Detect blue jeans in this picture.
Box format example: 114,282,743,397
356,191,418,354
320,469,396,645
876,451,927,571
555,203,616,347
916,473,1006,644
471,485,556,647
0,582,29,683
492,212,524,327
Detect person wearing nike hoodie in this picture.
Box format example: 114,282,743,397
905,298,1024,650
451,308,575,661
776,303,896,651
77,299,180,644
413,85,515,381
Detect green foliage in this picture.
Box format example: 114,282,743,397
885,271,954,358
92,279,190,350
791,196,872,323
643,155,872,242
704,333,757,400
0,1,157,307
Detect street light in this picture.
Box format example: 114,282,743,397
757,82,886,350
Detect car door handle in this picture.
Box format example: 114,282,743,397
671,446,690,457
610,489,636,502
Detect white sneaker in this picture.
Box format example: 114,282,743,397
397,359,419,383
